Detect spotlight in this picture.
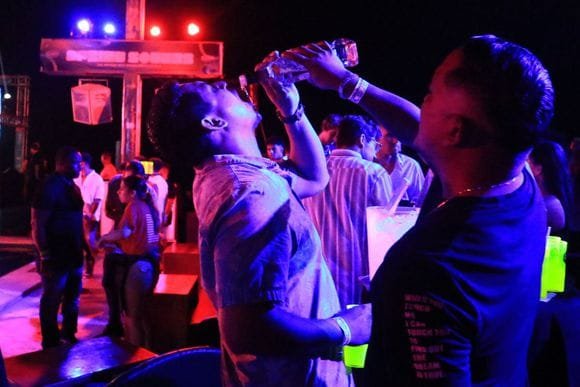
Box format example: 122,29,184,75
150,25,161,37
187,22,200,37
103,22,116,37
76,18,93,36
3,93,11,100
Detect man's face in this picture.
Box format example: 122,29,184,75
361,135,381,161
186,81,261,134
415,49,472,162
377,127,398,159
266,144,285,161
80,160,90,174
64,152,82,179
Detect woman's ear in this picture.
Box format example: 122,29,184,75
201,115,228,131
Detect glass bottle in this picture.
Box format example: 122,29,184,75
238,38,358,88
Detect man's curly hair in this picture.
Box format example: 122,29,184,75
147,81,214,176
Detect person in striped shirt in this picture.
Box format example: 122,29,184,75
303,114,393,308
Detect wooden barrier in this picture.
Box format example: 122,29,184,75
147,274,198,354
161,242,200,275
4,336,156,386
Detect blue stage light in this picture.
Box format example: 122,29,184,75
103,22,116,36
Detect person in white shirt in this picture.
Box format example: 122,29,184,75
375,126,425,206
146,157,168,226
74,152,105,277
303,114,393,307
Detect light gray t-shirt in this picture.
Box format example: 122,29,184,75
194,154,349,387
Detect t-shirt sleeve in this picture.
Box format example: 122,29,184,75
211,179,292,308
395,257,475,385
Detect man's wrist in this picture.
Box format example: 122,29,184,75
332,316,352,346
277,103,305,124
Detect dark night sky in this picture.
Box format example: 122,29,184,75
1,0,579,169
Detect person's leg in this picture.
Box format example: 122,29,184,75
101,253,124,336
39,269,67,348
123,260,155,347
60,266,83,342
83,219,98,277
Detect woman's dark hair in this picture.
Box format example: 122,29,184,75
122,174,159,233
530,140,573,217
447,34,554,152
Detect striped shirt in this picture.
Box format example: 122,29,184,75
303,149,393,307
118,200,159,256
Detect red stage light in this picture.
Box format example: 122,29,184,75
150,25,161,37
187,22,200,36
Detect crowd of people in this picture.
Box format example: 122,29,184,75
28,148,173,350
5,33,578,386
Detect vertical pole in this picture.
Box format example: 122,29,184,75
14,76,30,171
121,0,146,162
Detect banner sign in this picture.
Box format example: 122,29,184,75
40,39,223,78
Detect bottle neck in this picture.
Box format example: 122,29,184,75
239,73,258,88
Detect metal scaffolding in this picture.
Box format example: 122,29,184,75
0,75,31,171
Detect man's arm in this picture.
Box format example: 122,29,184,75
31,208,51,262
220,302,371,358
257,56,329,198
279,114,329,199
285,41,421,146
99,226,132,244
87,199,101,220
87,176,105,220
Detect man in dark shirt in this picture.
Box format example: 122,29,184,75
31,146,87,349
291,35,554,385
